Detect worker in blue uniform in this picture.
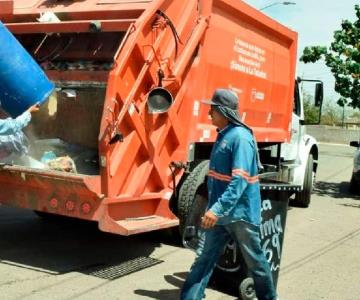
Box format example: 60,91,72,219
0,103,40,160
181,89,277,300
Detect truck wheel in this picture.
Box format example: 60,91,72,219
349,174,357,194
239,277,255,300
177,160,209,235
294,155,314,207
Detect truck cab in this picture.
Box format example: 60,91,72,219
259,78,323,207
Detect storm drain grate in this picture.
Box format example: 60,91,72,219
85,256,163,280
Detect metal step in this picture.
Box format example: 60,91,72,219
100,214,179,236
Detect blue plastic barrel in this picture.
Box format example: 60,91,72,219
0,21,54,117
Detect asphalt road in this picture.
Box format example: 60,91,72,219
0,143,359,300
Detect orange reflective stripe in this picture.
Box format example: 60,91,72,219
247,176,259,183
208,169,259,183
232,168,249,177
232,168,259,183
208,170,232,182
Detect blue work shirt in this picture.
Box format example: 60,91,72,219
208,123,261,226
0,110,31,135
0,110,31,157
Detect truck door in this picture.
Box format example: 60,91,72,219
280,81,302,161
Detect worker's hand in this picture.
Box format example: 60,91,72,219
27,103,41,114
201,210,218,229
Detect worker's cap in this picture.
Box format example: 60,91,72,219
201,89,239,110
203,89,263,171
202,88,247,128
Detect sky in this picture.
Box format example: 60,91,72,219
244,0,359,104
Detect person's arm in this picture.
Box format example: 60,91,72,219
0,132,28,156
209,138,255,217
0,104,40,135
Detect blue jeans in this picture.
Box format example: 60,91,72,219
180,221,277,300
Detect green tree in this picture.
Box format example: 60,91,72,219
303,92,320,123
350,110,360,120
320,100,342,125
300,5,360,109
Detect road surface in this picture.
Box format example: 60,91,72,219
0,143,359,300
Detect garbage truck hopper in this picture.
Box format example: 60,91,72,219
0,0,297,235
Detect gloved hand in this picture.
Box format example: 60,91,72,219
27,103,40,114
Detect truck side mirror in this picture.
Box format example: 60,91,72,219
147,87,173,113
314,82,323,107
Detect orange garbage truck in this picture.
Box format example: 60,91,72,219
0,0,323,295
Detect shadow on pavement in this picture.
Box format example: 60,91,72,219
134,269,238,299
0,206,237,299
134,272,187,299
313,181,360,200
0,205,177,277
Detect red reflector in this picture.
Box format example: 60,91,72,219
49,198,58,208
81,202,91,214
65,200,75,211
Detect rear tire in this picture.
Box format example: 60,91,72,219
177,160,209,236
349,174,357,194
294,155,314,208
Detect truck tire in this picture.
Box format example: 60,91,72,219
349,174,358,194
239,277,255,300
294,155,314,207
177,160,209,235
